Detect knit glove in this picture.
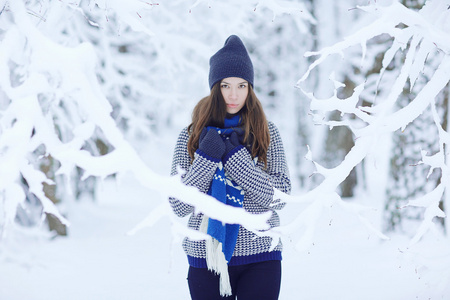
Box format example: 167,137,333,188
233,127,245,144
233,127,253,151
198,128,226,160
224,131,244,159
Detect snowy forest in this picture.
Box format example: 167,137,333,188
1,0,450,299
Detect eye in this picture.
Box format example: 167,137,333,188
239,84,248,88
220,84,229,89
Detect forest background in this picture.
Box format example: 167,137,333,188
1,0,450,299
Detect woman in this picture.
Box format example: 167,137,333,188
170,35,291,300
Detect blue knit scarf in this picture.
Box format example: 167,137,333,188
206,114,244,262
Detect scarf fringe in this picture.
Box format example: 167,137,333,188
201,215,232,297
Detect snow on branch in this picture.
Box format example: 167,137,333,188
255,0,315,25
0,0,271,243
87,0,157,36
279,0,450,250
405,87,450,246
406,183,446,245
298,1,450,85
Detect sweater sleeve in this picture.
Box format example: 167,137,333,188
169,127,219,217
223,122,291,209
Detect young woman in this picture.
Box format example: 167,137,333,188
169,35,291,300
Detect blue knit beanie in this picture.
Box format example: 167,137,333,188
208,35,254,90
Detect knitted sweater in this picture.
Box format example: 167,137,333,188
169,121,291,267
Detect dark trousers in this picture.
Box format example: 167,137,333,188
187,260,281,300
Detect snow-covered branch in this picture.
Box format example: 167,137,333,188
281,0,450,250
1,0,279,243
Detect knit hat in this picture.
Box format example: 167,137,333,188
209,35,254,90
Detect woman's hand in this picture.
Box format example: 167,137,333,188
233,127,245,144
233,127,253,151
224,131,243,157
198,128,226,160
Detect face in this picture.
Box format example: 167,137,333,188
220,77,249,114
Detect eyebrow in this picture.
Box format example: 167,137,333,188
221,81,248,85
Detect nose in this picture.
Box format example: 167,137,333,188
229,87,238,100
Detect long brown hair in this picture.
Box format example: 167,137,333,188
187,82,270,165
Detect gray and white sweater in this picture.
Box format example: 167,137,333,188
169,121,291,267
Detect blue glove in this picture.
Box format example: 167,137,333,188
198,128,225,160
232,127,253,151
233,127,245,144
224,131,242,157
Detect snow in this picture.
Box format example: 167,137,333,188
1,0,450,298
1,174,449,299
294,0,450,254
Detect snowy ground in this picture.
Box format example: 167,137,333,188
1,171,449,300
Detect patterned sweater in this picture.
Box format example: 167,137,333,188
169,121,291,267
